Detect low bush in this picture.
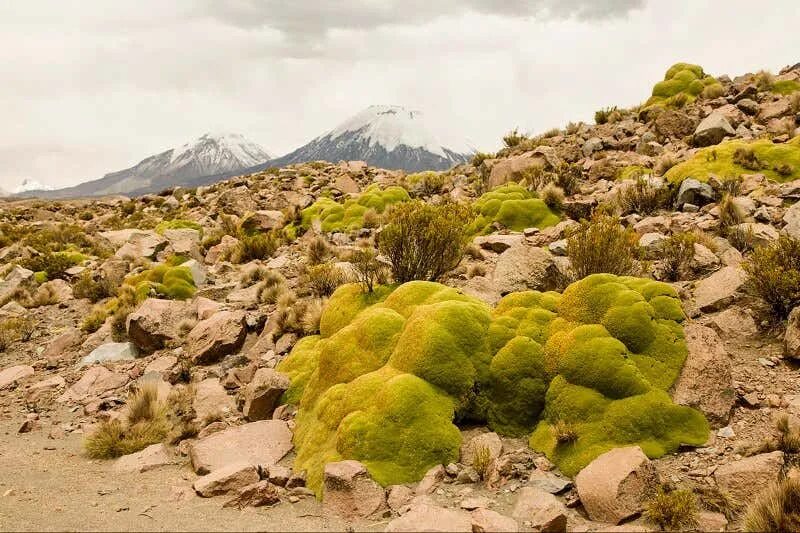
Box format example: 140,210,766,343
306,236,332,266
503,128,527,148
305,263,349,297
539,183,565,210
0,316,34,352
379,201,475,283
742,235,800,318
73,271,115,302
566,214,642,279
595,106,618,125
349,247,385,293
717,193,745,232
615,177,670,215
660,232,697,282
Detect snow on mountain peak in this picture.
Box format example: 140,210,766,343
13,178,54,194
327,105,471,157
169,132,272,171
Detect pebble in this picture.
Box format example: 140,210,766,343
717,426,736,438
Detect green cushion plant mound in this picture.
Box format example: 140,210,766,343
300,185,410,233
469,183,560,234
124,263,196,302
772,79,800,95
665,137,800,184
280,274,708,493
155,219,202,235
645,63,721,108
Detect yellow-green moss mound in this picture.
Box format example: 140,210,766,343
279,274,708,492
665,137,800,184
124,263,196,302
300,185,410,233
469,184,560,234
645,63,721,108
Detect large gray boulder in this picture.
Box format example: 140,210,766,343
675,178,715,209
693,112,735,147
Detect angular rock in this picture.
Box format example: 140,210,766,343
460,432,503,466
79,342,138,367
189,420,293,475
732,222,779,247
415,464,446,495
193,377,236,422
34,279,73,304
714,451,784,503
0,365,34,389
204,234,240,264
57,366,128,403
113,443,174,473
511,486,568,532
493,243,560,295
471,508,519,533
575,446,658,524
323,460,387,520
675,178,715,209
127,299,191,353
223,480,281,509
385,503,472,532
783,201,800,239
528,469,572,494
693,112,735,147
707,307,758,338
243,368,290,421
100,230,167,260
162,228,201,258
693,266,748,312
185,311,247,365
333,175,360,194
673,324,734,426
193,462,260,497
787,307,800,360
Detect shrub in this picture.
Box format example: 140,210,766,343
552,420,578,444
645,487,699,531
701,83,725,99
305,263,349,297
646,63,721,108
467,264,487,278
362,209,381,229
539,183,565,210
742,235,800,318
728,224,757,253
233,232,279,263
595,106,618,125
124,265,196,302
503,128,527,148
717,193,745,232
81,307,108,333
0,316,34,352
240,265,269,287
471,152,496,167
349,247,385,293
615,177,670,215
406,171,446,196
754,70,775,91
21,252,81,281
84,381,170,459
379,201,475,283
555,163,582,196
744,478,800,532
73,271,115,302
566,214,642,279
660,232,697,282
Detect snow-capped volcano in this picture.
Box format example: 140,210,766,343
25,133,272,198
268,105,473,172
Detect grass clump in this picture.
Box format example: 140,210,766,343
306,236,332,266
552,420,578,444
472,445,493,481
645,487,699,531
405,171,446,196
305,263,349,297
73,271,115,302
615,176,670,216
742,235,800,318
659,232,697,282
0,316,34,352
594,106,620,125
21,251,85,281
379,201,475,283
744,478,800,532
469,183,560,234
84,381,170,459
566,213,642,279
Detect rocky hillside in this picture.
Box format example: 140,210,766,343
1,62,800,531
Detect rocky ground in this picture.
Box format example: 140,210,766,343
2,62,800,532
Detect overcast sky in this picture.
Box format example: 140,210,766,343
1,1,798,190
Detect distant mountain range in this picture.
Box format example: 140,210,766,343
21,106,473,198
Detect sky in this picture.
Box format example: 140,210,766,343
1,0,799,191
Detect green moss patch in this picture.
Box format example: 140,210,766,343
645,63,721,108
665,137,800,184
772,79,800,95
155,219,202,235
124,264,196,302
300,185,410,233
280,274,708,492
469,183,560,234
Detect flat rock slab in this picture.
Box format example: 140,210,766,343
0,365,34,389
385,503,473,532
189,420,293,475
113,443,175,473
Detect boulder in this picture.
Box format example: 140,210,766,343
126,298,190,352
675,178,715,209
185,311,247,365
57,366,128,403
714,451,784,502
732,222,779,247
34,279,73,304
100,230,167,260
0,265,34,304
471,509,519,533
188,420,293,475
693,112,735,147
79,342,138,367
193,377,236,421
787,307,800,360
113,443,174,473
707,307,758,338
527,469,572,494
0,365,34,389
574,446,658,524
162,228,201,258
242,368,290,421
333,175,360,194
783,201,800,239
247,210,285,231
511,486,568,532
492,243,560,295
672,324,734,426
693,266,748,312
205,235,240,264
415,464,446,495
323,460,387,520
654,109,697,139
193,462,260,497
759,99,792,121
460,432,503,466
385,503,472,532
223,480,281,509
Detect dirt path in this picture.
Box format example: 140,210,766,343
0,417,382,532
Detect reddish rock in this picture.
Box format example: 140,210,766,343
193,462,260,497
126,298,191,352
714,451,784,503
243,368,290,421
185,311,247,365
0,365,34,389
323,460,386,520
189,420,293,475
385,503,472,532
511,486,568,532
